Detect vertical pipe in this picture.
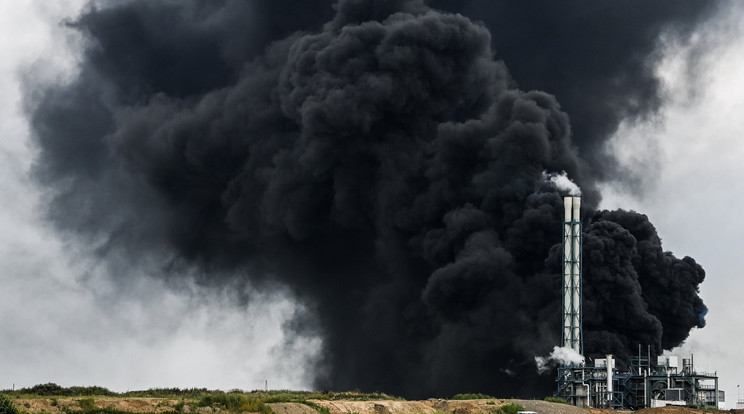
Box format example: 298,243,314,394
648,344,652,372
607,354,614,405
691,353,695,374
644,370,648,408
562,197,573,351
668,370,670,388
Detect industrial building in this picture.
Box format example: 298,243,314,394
554,196,723,409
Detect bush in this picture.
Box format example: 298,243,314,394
198,393,271,413
24,383,65,396
13,384,115,397
493,403,524,414
544,397,569,405
302,401,330,414
78,398,97,412
123,388,210,399
69,387,116,397
0,395,19,414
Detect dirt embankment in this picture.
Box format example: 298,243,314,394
271,399,588,414
15,398,587,414
15,398,579,414
15,397,737,414
273,400,743,414
12,398,195,414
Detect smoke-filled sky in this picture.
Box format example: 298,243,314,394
1,0,743,403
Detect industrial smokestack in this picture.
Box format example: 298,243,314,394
562,196,582,358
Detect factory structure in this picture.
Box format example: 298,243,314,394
554,196,723,410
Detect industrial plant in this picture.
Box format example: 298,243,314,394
554,197,723,410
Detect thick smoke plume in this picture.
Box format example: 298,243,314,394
25,0,712,398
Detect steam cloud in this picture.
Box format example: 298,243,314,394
25,0,713,398
535,347,586,374
543,171,581,196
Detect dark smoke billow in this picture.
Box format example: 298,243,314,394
26,0,713,398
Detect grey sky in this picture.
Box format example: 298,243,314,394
0,0,316,392
1,0,743,403
600,2,744,403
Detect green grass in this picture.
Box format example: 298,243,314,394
64,408,165,414
1,385,400,403
120,389,211,399
250,390,400,402
78,398,97,411
451,394,496,400
4,384,117,398
302,401,331,414
0,394,20,414
543,397,569,405
491,403,524,414
197,393,272,414
1,384,404,414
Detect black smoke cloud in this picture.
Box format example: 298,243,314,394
25,0,712,398
427,0,717,179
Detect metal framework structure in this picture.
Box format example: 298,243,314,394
554,196,721,409
556,350,721,409
556,358,621,409
561,196,582,355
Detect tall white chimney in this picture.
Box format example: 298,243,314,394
561,196,583,357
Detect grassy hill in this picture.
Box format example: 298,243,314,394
0,385,401,414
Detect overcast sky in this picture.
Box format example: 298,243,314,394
600,1,744,404
0,0,317,392
1,0,744,404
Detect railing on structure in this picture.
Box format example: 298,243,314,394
609,391,625,409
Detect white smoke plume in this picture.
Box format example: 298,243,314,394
543,171,582,196
535,346,586,374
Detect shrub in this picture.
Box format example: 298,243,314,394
302,401,330,414
198,393,271,413
69,387,115,397
78,398,97,412
24,384,65,396
13,384,115,398
120,388,210,399
0,395,19,414
544,397,569,405
493,403,524,414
